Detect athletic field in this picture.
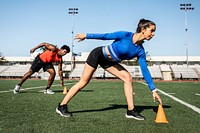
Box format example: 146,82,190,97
0,79,200,133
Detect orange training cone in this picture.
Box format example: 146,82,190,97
155,104,168,123
62,86,68,94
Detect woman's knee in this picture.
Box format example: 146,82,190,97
123,73,133,83
78,79,89,89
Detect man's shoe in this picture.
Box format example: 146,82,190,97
44,89,55,94
56,103,72,117
125,109,145,120
13,85,20,94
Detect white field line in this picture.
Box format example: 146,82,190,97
138,82,200,114
195,93,200,96
0,83,74,94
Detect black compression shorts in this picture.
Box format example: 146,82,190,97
86,47,118,69
30,55,54,73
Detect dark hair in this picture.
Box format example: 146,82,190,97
136,19,156,33
61,45,70,53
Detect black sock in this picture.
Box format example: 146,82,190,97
18,83,21,87
46,86,50,90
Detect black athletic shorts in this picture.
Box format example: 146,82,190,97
30,55,54,73
86,47,118,69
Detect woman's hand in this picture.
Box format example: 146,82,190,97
152,90,162,105
74,33,86,42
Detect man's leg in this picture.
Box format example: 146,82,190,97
19,69,34,85
14,55,43,93
44,68,56,94
13,69,34,93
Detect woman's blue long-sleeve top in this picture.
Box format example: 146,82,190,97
86,31,156,91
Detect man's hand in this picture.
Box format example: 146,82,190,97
30,48,36,54
60,79,64,86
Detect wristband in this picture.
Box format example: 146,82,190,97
152,88,158,92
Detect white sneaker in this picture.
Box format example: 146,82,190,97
44,89,55,94
13,85,20,94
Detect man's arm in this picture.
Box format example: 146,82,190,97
30,42,57,53
58,60,64,86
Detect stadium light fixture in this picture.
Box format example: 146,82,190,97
180,4,194,67
68,8,78,71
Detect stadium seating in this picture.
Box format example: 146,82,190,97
170,65,198,79
0,64,67,79
0,65,38,78
69,64,84,78
148,65,163,79
160,65,172,80
1,64,200,80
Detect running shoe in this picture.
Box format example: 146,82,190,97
56,103,72,117
13,84,20,94
125,109,145,120
44,89,55,94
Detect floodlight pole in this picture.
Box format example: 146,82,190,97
68,8,78,71
180,4,194,67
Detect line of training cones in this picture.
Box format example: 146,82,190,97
62,86,68,94
155,104,168,123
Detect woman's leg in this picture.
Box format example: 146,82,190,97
106,64,134,110
60,63,96,105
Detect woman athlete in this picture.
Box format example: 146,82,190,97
56,19,162,120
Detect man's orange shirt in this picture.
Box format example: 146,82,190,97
39,49,62,63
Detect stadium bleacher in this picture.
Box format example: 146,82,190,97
1,63,200,80
69,64,84,78
0,64,69,79
170,65,198,79
0,65,38,78
148,65,163,79
1,55,200,80
1,64,200,80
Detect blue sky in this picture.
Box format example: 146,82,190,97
0,0,200,57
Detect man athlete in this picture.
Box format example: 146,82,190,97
13,42,70,94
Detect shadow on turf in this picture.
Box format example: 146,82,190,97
71,104,172,114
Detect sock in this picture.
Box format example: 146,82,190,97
46,86,50,90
